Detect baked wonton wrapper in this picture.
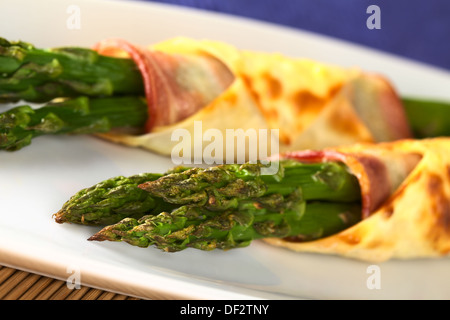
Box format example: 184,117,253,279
265,137,450,262
93,37,412,159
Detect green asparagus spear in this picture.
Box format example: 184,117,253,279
0,95,147,151
402,97,450,138
88,192,361,252
54,166,191,225
138,160,361,208
52,172,188,225
1,96,447,152
2,95,448,152
0,37,143,102
54,173,164,226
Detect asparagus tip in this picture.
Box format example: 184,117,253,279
52,210,67,224
87,234,108,241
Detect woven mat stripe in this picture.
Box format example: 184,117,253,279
0,266,140,300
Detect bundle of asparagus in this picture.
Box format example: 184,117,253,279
55,160,362,252
0,38,149,150
1,37,449,151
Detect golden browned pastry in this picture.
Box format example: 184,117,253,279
93,37,412,160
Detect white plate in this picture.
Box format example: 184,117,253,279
1,0,450,300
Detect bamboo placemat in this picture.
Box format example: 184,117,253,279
0,265,141,300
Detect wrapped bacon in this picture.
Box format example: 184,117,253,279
265,138,450,262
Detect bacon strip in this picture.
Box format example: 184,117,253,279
279,147,422,219
93,39,234,132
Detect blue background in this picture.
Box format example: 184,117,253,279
144,0,450,71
